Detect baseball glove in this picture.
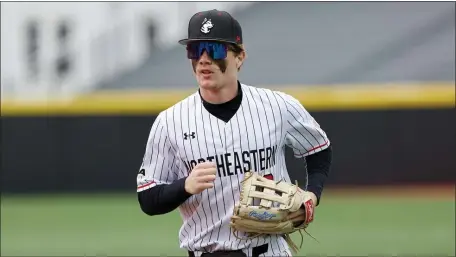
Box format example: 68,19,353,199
230,171,316,253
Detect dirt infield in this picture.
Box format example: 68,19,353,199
324,184,455,200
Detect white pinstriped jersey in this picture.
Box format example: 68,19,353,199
137,83,330,256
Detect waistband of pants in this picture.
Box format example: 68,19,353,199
188,243,269,257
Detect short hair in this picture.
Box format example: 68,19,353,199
228,44,246,71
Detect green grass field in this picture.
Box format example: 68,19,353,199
1,190,455,256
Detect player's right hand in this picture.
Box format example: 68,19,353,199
185,162,217,195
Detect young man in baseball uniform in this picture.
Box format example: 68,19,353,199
137,9,333,257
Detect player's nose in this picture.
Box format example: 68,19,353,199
199,50,212,64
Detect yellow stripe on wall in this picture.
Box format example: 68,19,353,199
1,82,454,116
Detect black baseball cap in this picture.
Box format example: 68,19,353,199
178,9,243,45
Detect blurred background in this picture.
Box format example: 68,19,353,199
1,1,455,256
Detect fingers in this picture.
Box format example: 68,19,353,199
197,174,216,182
201,182,215,189
185,162,217,194
193,162,217,176
196,168,217,176
195,161,216,169
194,182,215,192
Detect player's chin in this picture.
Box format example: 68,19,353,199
198,77,218,89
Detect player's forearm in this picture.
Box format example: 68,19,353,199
305,146,332,206
138,177,192,215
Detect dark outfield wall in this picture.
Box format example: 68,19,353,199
1,108,455,194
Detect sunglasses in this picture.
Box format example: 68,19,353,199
186,41,231,60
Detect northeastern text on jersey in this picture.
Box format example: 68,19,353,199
183,145,278,177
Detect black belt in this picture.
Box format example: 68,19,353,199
188,244,268,257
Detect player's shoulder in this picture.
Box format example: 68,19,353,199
155,91,200,121
240,83,298,105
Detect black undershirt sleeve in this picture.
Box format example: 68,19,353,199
138,177,192,216
289,146,332,206
305,146,332,205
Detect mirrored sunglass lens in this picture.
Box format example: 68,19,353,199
187,42,227,60
186,43,198,59
212,43,227,59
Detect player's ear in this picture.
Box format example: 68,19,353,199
236,51,246,70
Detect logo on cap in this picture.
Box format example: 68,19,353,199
200,18,213,34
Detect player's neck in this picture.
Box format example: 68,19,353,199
199,80,239,104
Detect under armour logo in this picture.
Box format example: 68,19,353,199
184,132,196,140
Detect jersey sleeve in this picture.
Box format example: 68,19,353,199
281,93,330,158
137,112,179,192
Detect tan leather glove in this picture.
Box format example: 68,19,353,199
230,172,315,253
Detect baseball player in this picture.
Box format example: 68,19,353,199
137,9,332,257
